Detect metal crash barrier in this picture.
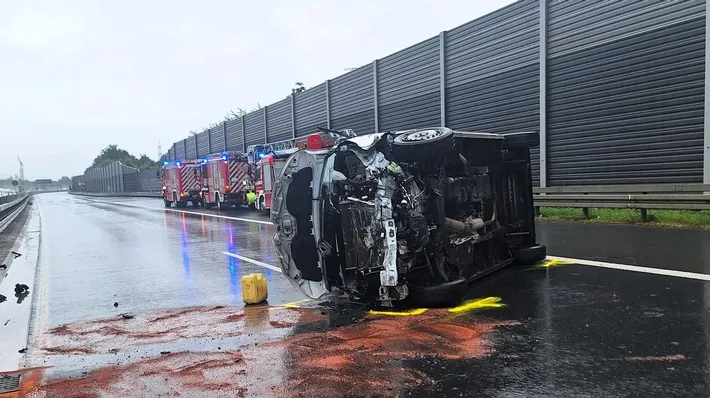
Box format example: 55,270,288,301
533,184,710,221
0,193,30,234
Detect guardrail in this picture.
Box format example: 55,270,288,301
533,184,710,221
69,191,162,198
0,193,29,234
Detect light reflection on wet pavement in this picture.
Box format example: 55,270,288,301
13,193,710,397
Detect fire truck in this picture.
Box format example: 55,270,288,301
201,151,255,210
161,160,204,208
247,128,353,215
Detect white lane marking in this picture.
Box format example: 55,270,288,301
548,256,710,281
133,221,156,230
84,198,273,226
223,251,283,273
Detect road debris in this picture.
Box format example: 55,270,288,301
11,251,21,258
14,283,29,295
120,313,135,319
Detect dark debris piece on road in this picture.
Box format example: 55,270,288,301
113,302,118,308
120,313,134,319
14,284,29,295
0,294,6,304
11,252,21,258
0,264,6,269
18,348,26,354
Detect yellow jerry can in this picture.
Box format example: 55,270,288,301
241,273,268,304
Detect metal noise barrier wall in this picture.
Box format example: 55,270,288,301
82,161,144,193
138,169,162,192
163,1,707,187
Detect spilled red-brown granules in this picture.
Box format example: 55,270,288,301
0,367,47,398
43,305,319,355
265,310,518,397
34,305,514,397
39,352,248,398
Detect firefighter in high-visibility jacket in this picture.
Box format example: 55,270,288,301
246,191,257,207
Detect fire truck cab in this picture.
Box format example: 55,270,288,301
248,130,347,215
161,160,204,208
201,151,255,210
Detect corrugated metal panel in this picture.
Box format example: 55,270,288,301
225,118,243,152
186,135,197,160
447,63,539,133
168,145,175,161
209,125,225,154
330,64,375,135
445,1,539,133
548,0,704,57
547,4,705,185
295,83,327,137
175,140,185,160
122,164,139,192
378,36,440,131
196,130,209,158
267,97,292,142
244,110,265,147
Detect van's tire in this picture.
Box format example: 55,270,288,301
391,128,455,163
406,277,468,307
503,131,540,149
513,244,547,265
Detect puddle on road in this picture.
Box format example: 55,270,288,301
31,303,514,397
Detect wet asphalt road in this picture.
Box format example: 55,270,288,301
16,193,710,397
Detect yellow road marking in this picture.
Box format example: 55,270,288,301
369,308,428,316
448,297,504,313
537,258,574,269
281,298,313,308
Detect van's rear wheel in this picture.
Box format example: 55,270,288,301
514,244,547,265
406,278,467,307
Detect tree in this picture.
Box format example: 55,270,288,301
88,145,159,171
292,82,306,94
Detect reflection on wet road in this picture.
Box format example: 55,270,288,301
19,193,710,397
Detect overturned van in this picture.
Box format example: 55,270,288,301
271,127,545,306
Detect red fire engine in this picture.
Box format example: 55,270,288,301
201,151,255,210
248,130,348,215
161,160,204,208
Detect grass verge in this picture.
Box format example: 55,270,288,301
537,207,710,229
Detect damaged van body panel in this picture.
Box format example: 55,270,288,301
271,149,330,299
272,127,545,305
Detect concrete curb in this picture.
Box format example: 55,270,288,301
69,192,162,199
0,204,40,372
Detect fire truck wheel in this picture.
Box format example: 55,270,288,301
216,195,222,211
164,199,171,208
205,202,214,209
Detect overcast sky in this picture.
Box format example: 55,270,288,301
0,0,513,180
